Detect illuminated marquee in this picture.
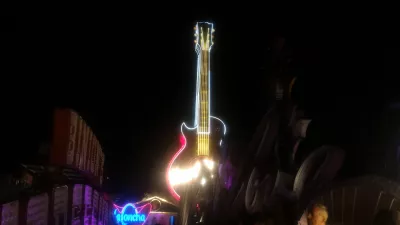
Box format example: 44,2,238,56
113,203,151,225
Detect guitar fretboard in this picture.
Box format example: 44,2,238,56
196,24,213,156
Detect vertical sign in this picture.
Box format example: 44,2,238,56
95,143,100,177
51,109,106,186
67,111,78,165
92,138,96,174
51,109,71,165
81,125,88,171
99,152,105,185
74,117,83,169
89,135,94,174
87,132,93,172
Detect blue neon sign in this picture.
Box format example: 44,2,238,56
113,203,147,225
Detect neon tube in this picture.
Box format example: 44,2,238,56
166,116,226,201
166,123,193,201
166,22,226,201
113,203,152,225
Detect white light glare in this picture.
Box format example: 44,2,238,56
201,177,206,186
168,161,201,186
203,159,214,170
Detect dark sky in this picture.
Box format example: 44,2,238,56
2,13,399,198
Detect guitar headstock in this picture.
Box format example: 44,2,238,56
194,22,215,52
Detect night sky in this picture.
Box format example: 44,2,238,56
2,13,398,199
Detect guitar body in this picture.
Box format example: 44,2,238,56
167,21,226,225
180,117,226,166
167,116,226,201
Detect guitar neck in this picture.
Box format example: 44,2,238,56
195,22,214,156
199,49,210,134
197,49,210,156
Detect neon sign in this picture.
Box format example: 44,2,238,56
113,203,151,225
166,21,227,201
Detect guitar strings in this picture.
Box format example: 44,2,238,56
197,26,211,157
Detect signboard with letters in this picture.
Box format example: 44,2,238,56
113,202,177,225
50,109,105,185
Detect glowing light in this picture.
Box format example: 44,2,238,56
168,161,201,186
166,123,193,201
168,158,215,186
203,159,214,170
201,177,206,186
113,203,151,225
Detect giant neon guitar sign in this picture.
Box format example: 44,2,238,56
166,22,227,201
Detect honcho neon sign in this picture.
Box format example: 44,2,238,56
113,202,151,225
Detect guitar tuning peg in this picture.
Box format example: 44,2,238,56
194,40,197,43
212,29,215,33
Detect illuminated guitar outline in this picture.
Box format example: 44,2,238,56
166,22,227,201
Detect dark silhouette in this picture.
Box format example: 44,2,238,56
373,210,396,225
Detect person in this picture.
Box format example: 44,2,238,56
307,204,328,225
298,204,328,225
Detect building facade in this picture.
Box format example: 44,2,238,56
0,109,112,225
